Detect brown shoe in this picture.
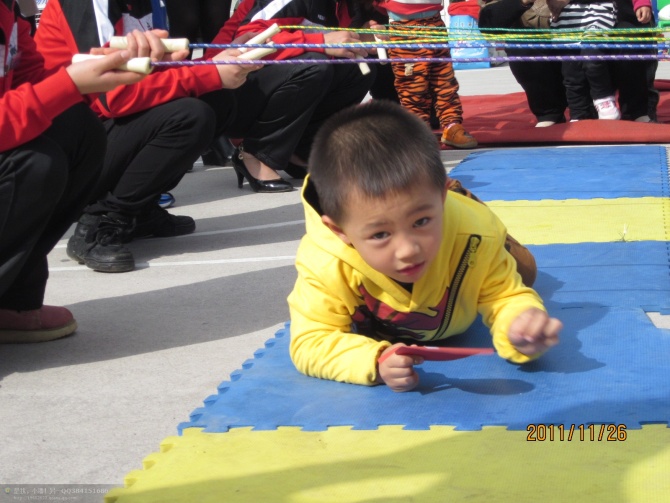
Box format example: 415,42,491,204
504,234,537,288
0,306,77,343
441,124,478,149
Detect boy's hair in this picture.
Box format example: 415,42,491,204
308,101,446,223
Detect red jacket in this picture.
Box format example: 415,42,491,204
34,0,224,119
206,0,342,61
1,0,82,152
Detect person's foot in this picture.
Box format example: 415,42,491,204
131,205,196,239
231,146,293,193
0,305,77,343
67,213,135,273
441,124,478,149
239,150,286,181
158,193,175,209
536,121,557,128
594,96,621,120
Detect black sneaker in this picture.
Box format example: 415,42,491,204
131,205,196,239
67,213,102,264
67,212,135,273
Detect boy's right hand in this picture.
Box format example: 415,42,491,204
377,343,424,392
66,51,146,95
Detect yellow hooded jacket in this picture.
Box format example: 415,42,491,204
288,178,547,386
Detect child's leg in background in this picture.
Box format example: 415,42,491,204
581,55,616,101
551,2,619,119
609,19,654,121
646,59,660,121
582,52,620,119
389,17,476,149
612,59,650,120
430,54,477,148
430,54,463,128
561,60,597,120
388,27,432,123
508,55,568,125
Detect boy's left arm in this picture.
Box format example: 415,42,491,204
477,238,561,363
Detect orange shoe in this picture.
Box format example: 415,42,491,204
441,124,478,149
0,306,77,343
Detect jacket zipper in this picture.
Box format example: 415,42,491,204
436,234,481,338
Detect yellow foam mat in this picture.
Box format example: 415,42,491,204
106,425,670,503
486,197,670,244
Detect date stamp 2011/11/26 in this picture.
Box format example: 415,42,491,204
526,424,627,442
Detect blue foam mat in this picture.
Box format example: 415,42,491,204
179,306,669,432
179,240,670,433
450,146,668,201
531,242,670,311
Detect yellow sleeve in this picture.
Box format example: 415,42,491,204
477,232,547,364
287,246,391,386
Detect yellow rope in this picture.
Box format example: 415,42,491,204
277,24,667,43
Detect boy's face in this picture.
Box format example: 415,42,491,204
323,180,447,284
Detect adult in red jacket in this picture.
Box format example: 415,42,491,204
0,0,149,342
34,0,259,273
210,0,375,183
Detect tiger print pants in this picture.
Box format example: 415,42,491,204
388,14,463,128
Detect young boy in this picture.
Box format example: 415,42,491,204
287,101,561,392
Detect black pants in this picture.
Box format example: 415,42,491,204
562,59,599,120
507,49,569,123
562,52,652,121
0,104,105,310
610,20,654,121
203,53,375,170
369,63,400,103
86,97,218,216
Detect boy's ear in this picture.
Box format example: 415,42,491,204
321,215,352,246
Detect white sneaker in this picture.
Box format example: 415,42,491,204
634,115,651,123
593,97,621,120
535,121,556,128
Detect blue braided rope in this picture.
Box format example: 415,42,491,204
152,53,670,67
195,42,667,50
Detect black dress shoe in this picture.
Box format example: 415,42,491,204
232,147,293,193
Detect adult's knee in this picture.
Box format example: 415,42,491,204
6,139,69,212
159,98,217,151
56,102,106,154
167,98,216,133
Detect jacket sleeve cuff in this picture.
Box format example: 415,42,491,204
31,67,84,120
